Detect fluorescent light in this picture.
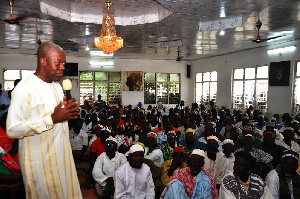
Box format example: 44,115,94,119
220,7,226,18
85,25,89,35
220,30,225,36
89,51,114,57
89,61,114,66
267,46,296,54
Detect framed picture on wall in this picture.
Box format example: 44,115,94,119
269,60,290,86
124,71,143,91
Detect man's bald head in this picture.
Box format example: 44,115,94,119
35,42,66,83
37,42,64,59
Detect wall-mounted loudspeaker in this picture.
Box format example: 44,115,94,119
187,64,191,78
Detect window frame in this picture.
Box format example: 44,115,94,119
232,66,269,111
144,73,181,105
79,71,122,106
3,69,35,90
293,61,300,114
195,71,217,105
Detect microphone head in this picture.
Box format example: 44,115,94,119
62,79,72,90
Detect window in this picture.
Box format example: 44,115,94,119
232,66,268,111
79,71,121,106
3,69,35,90
195,71,217,105
144,73,180,104
294,62,300,114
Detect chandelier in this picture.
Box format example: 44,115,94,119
94,1,123,54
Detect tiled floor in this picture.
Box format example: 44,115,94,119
81,187,97,199
76,162,97,199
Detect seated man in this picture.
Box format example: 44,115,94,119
204,136,225,187
256,130,285,168
145,132,164,167
275,127,300,153
235,125,262,150
274,150,300,198
92,136,127,198
220,139,235,175
161,147,187,187
219,151,273,198
179,128,206,156
161,149,218,199
69,118,88,162
114,144,155,199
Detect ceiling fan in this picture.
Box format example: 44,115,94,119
251,18,283,43
0,0,40,25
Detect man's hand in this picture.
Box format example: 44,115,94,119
51,96,80,124
168,159,183,176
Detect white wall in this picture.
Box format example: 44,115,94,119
0,54,190,107
1,40,299,115
190,40,300,115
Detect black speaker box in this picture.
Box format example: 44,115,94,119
187,64,191,78
63,63,78,76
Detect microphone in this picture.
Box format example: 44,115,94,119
62,79,72,100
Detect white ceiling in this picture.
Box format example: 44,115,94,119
0,0,300,61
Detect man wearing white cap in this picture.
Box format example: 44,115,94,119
275,127,300,154
161,149,218,199
93,136,127,198
204,136,225,187
114,144,155,199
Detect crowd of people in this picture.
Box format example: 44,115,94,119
1,42,300,199
67,98,300,199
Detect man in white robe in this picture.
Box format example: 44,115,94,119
7,42,82,199
93,136,127,198
114,144,155,199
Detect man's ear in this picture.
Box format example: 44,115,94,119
39,57,46,66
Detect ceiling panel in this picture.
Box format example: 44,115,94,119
0,0,299,61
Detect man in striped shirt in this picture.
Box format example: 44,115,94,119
7,42,82,199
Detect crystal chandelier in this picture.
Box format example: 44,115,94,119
94,1,123,54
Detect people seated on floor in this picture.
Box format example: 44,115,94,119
219,151,273,198
235,125,262,150
220,116,240,138
236,135,273,167
69,118,88,162
92,136,127,199
179,128,206,156
198,122,223,151
86,126,111,187
161,146,187,187
256,129,286,169
134,142,163,199
275,127,300,154
194,114,213,140
145,132,164,167
254,115,266,131
160,130,185,161
153,121,178,147
114,144,155,199
220,139,235,175
274,150,300,198
161,149,218,199
203,136,225,188
82,113,93,132
115,122,139,154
